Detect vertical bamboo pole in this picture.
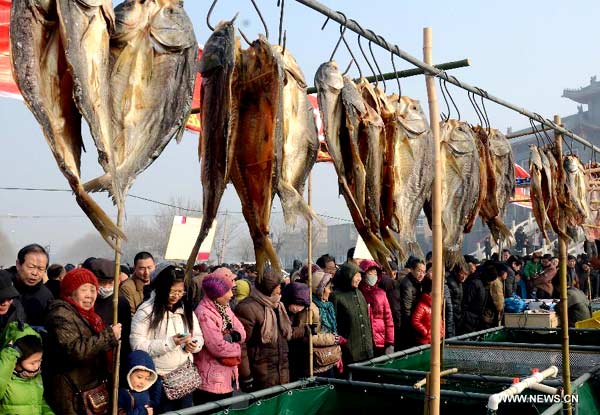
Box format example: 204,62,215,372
219,210,229,264
555,114,573,415
423,27,442,415
307,173,314,377
110,205,124,414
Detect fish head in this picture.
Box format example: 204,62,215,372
272,45,307,89
397,96,430,137
149,0,196,52
198,20,235,75
442,119,476,156
113,0,158,42
529,145,543,169
564,155,579,174
489,128,511,157
315,61,344,93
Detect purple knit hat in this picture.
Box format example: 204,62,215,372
202,275,230,300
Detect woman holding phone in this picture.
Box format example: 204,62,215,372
130,263,204,412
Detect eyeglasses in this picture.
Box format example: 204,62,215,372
169,290,186,297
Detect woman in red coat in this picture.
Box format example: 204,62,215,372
359,260,395,356
412,278,444,345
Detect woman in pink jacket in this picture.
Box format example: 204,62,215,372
359,260,395,356
194,271,246,405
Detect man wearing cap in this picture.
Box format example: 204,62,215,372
9,244,53,327
0,269,26,332
120,252,156,316
532,255,556,299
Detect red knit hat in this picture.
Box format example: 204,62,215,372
60,268,99,300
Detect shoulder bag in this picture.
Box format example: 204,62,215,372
162,358,202,400
64,375,109,415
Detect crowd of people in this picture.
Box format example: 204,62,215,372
0,243,596,414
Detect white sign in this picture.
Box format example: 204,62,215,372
164,216,217,261
353,234,374,260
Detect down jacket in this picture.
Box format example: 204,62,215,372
130,293,203,376
0,322,54,415
358,264,394,348
411,294,444,344
330,262,373,364
44,300,118,415
194,297,246,394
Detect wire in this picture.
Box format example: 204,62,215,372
0,187,354,223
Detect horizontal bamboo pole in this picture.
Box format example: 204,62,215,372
506,125,554,140
585,167,600,174
306,59,470,94
188,59,470,115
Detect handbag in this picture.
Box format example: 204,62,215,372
218,356,241,367
64,375,109,415
162,359,202,400
313,344,341,367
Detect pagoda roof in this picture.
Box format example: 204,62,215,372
563,76,600,104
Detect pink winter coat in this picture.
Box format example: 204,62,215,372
194,297,246,394
359,260,394,348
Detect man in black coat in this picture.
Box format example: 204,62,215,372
461,261,498,334
9,244,53,328
398,260,426,348
446,264,468,335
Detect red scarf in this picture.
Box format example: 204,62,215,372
63,297,106,333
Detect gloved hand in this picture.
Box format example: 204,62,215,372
224,330,242,343
240,377,254,392
336,359,344,374
384,344,394,355
337,336,348,346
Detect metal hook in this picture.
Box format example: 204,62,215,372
249,0,269,39
390,51,401,97
367,31,386,92
328,18,348,62
439,77,451,122
342,59,354,76
468,91,484,127
277,0,285,46
475,88,491,133
529,118,543,147
206,0,219,31
238,29,252,46
356,33,377,83
443,78,460,121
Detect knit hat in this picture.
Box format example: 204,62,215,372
60,268,99,299
298,264,322,283
83,258,115,281
256,269,281,296
311,271,332,299
282,282,310,307
235,279,251,302
0,270,19,300
202,275,231,300
212,267,236,285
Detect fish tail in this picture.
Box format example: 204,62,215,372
487,217,515,246
443,247,465,270
407,241,425,261
277,182,319,226
363,232,392,264
184,221,214,286
73,187,126,251
83,174,112,193
253,235,283,282
381,226,402,256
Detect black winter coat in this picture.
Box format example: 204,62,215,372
398,273,423,347
461,276,495,334
379,275,402,343
12,276,53,328
444,282,455,338
446,273,463,332
43,300,118,415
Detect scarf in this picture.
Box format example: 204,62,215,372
64,297,106,334
312,297,337,334
249,288,292,344
214,301,233,332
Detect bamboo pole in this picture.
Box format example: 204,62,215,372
584,166,600,174
111,205,124,415
307,173,314,377
554,114,573,415
505,125,554,140
219,210,229,264
423,27,442,415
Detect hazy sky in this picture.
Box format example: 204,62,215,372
1,0,599,262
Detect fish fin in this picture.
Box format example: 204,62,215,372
277,182,320,226
73,187,125,252
184,219,215,285
253,235,282,281
487,217,515,246
397,239,425,266
83,174,112,193
363,231,392,264
446,152,463,177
